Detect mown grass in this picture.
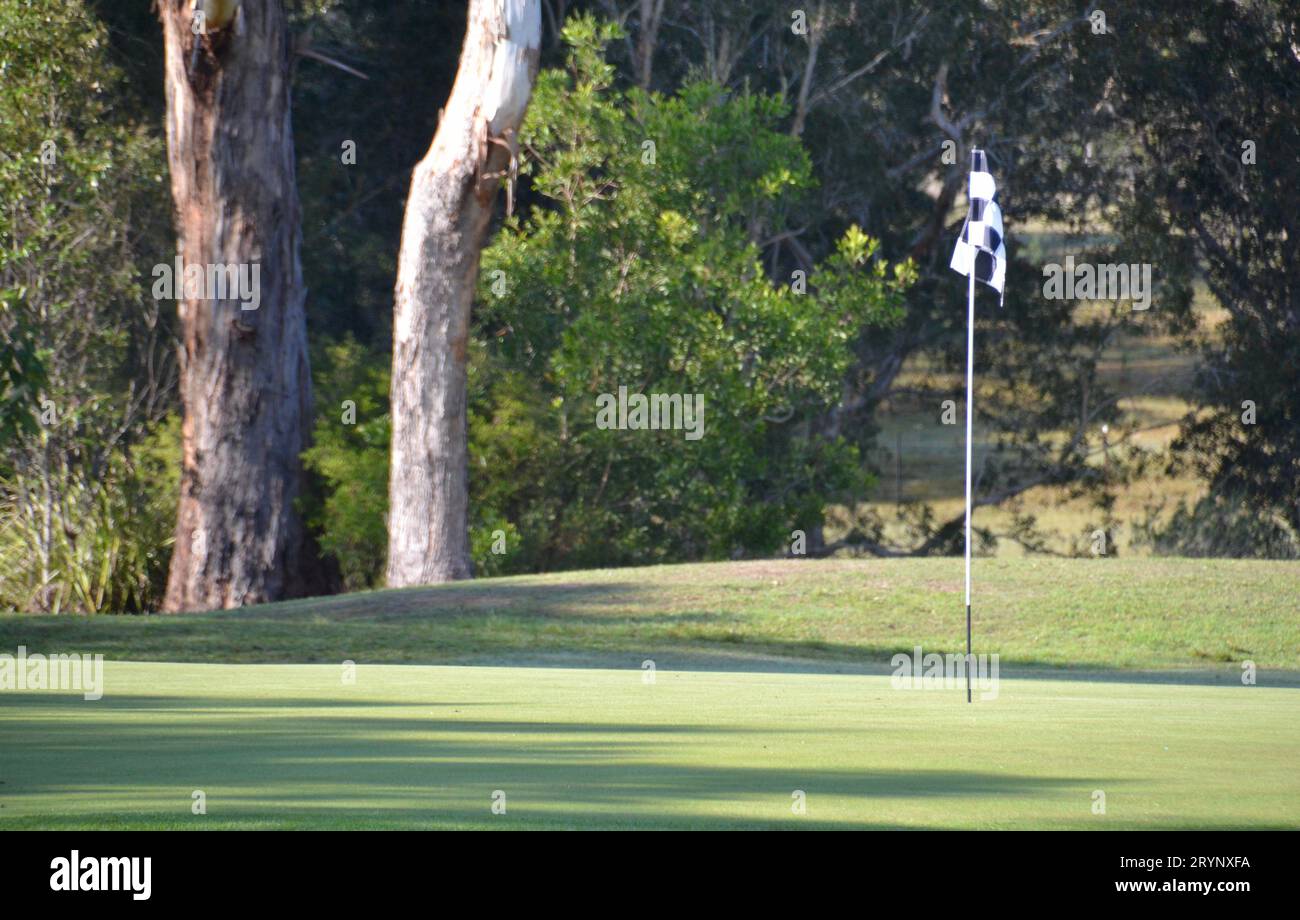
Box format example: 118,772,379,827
3,558,1295,830
2,660,1296,829
1,557,1296,671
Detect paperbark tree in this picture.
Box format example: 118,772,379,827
158,0,315,611
386,0,542,586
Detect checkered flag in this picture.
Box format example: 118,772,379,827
950,149,1005,304
950,148,1006,702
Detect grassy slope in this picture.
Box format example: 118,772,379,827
3,661,1296,830
1,558,1296,670
4,559,1296,829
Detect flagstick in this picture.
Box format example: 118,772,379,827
964,263,975,704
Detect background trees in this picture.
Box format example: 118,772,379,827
0,0,175,612
1,0,1296,612
477,17,914,568
1083,3,1300,552
305,17,915,583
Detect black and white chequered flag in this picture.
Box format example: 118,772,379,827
950,149,1005,304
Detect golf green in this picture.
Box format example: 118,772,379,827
2,660,1296,829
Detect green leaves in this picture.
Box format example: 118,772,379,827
0,0,173,612
472,20,914,565
0,289,47,443
301,338,391,591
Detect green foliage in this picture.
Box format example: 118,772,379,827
468,514,522,578
0,0,174,612
1102,3,1300,536
300,18,912,579
465,342,558,574
0,289,46,442
0,415,177,613
10,1,1292,605
304,339,539,586
302,338,391,591
473,16,912,567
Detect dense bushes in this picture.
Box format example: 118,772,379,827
301,19,913,582
0,0,175,612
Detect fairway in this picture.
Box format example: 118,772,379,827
3,660,1297,830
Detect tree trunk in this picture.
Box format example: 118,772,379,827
635,0,665,89
386,0,541,587
159,0,315,611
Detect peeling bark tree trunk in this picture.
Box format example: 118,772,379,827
159,0,315,611
386,0,541,587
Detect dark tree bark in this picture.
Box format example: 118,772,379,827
159,0,316,611
386,0,541,587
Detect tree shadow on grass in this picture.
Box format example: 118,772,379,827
0,691,1104,830
238,580,658,621
1,575,1293,686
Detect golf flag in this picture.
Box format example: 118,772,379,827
950,148,1006,703
950,149,1006,305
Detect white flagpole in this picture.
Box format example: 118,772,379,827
964,254,975,704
